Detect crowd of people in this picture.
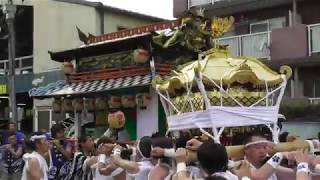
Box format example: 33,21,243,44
0,122,320,180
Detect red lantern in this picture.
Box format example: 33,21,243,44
72,98,83,112
108,96,121,109
62,99,73,113
95,97,108,111
121,95,136,108
84,98,95,112
52,99,61,113
108,111,126,129
136,93,152,109
133,49,150,63
62,62,74,75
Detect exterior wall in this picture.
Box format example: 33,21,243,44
19,0,158,73
173,0,188,18
136,90,159,139
299,67,320,97
103,12,155,33
282,122,320,139
270,24,308,60
10,0,160,74
31,0,100,73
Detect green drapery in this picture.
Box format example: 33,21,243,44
158,99,167,136
123,109,137,140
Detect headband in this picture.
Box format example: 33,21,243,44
245,140,272,147
30,135,47,142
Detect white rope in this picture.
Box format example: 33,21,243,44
250,84,284,108
165,90,174,115
202,74,244,107
275,75,287,106
156,87,170,117
265,80,269,106
266,123,280,143
157,89,180,114
181,79,194,112
192,65,227,143
195,75,211,109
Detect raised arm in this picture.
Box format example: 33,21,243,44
111,154,140,174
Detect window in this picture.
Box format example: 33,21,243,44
250,17,286,33
269,17,286,30
250,21,269,33
315,80,320,97
37,111,50,131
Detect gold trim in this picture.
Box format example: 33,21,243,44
153,49,292,94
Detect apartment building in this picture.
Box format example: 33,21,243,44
173,0,320,138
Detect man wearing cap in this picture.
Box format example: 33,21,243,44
21,132,50,180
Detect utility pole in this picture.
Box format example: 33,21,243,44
292,0,297,26
2,1,18,129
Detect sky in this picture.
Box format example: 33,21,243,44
86,0,174,20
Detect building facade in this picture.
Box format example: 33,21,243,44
173,0,320,138
0,0,165,132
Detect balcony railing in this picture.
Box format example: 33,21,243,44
0,55,33,75
309,97,320,105
308,23,320,56
188,0,223,8
216,31,271,59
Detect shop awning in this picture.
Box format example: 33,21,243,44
29,74,152,98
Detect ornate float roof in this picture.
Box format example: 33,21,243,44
154,49,292,94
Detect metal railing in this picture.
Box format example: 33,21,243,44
308,23,320,56
309,97,320,105
0,55,33,75
188,0,223,8
216,31,271,59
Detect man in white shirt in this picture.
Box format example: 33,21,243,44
111,136,154,180
175,140,238,180
96,137,125,180
21,132,50,180
243,132,296,180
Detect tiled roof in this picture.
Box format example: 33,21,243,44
87,20,179,44
29,75,152,97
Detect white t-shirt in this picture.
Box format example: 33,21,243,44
249,161,277,180
187,165,204,179
21,151,49,180
212,171,238,180
127,160,154,180
95,154,124,180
